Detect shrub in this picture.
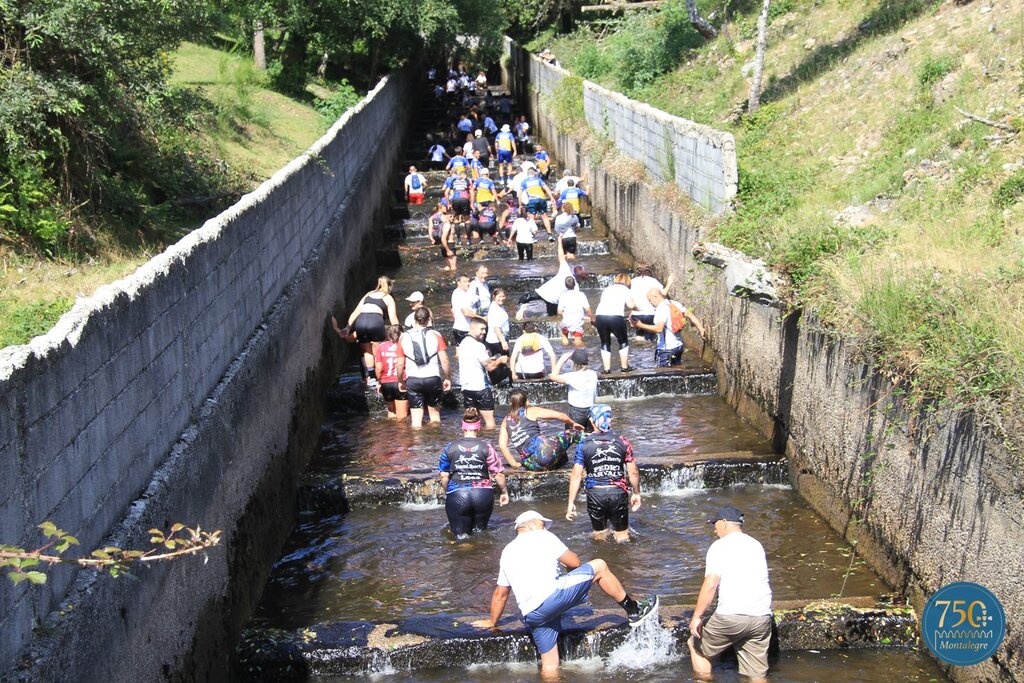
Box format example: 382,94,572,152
994,169,1024,209
314,80,363,124
915,55,957,88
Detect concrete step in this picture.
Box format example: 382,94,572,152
237,598,917,680
327,366,717,416
378,239,610,265
297,451,785,512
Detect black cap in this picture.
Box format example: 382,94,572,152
708,506,744,524
571,349,589,365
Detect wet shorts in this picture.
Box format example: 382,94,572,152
462,387,495,411
586,486,629,532
692,613,773,679
380,381,407,402
523,563,595,654
452,198,471,216
567,405,592,430
527,198,548,215
352,313,386,343
560,236,577,255
497,150,513,163
405,376,444,409
452,328,469,346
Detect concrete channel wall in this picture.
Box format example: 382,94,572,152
502,37,737,214
0,69,415,680
505,40,1023,682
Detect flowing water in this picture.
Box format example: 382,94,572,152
241,87,949,682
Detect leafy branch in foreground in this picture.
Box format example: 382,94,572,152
0,522,222,585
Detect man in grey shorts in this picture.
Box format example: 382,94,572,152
688,505,773,682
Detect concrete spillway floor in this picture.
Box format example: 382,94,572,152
239,89,948,682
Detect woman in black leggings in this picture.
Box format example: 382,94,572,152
438,408,510,538
593,273,637,373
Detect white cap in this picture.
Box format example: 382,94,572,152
480,167,490,174
514,510,553,529
501,124,511,132
474,129,482,137
521,161,536,171
406,291,424,302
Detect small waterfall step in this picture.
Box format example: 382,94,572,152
237,598,917,680
297,451,786,512
379,239,610,265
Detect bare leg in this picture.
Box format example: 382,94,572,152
613,529,630,543
619,346,630,370
410,407,425,429
600,349,612,372
426,405,442,423
688,635,714,679
573,336,584,348
481,409,496,429
538,646,560,678
394,399,410,420
385,401,397,419
360,343,374,380
587,558,626,602
591,529,612,542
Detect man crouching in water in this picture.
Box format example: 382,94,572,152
477,510,658,677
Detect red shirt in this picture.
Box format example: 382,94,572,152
375,341,402,383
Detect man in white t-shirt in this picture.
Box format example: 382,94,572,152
689,505,773,683
509,322,558,380
517,238,585,320
458,320,508,428
468,264,491,318
554,169,586,195
478,510,658,676
404,166,427,204
556,278,593,347
553,204,580,256
550,348,598,428
629,263,673,342
403,290,425,329
451,275,484,347
632,288,705,367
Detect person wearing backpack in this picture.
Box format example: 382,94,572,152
631,289,705,367
404,166,427,204
396,307,452,428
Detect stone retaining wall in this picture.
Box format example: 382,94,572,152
506,51,1022,683
0,69,415,680
503,37,737,213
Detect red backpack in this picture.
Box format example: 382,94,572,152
668,300,686,334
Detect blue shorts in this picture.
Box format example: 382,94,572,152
522,564,595,654
527,198,548,215
497,150,513,163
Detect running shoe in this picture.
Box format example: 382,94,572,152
628,595,660,627
366,378,379,390
548,235,556,242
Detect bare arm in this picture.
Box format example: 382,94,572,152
385,296,399,326
659,274,676,296
689,573,721,637
566,464,584,520
347,295,367,326
686,310,706,338
509,344,521,380
395,340,407,388
626,461,642,511
527,406,581,429
439,471,450,490
558,549,582,571
438,345,452,391
487,585,511,628
494,472,509,506
549,351,572,384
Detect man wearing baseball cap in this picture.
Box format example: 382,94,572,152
689,505,773,682
495,124,517,185
404,291,425,330
480,510,658,675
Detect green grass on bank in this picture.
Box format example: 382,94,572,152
1,42,352,347
542,0,1024,432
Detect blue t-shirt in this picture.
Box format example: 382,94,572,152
457,118,474,133
484,116,498,134
495,131,515,152
448,155,468,171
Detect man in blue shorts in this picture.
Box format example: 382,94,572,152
479,510,659,675
495,124,518,185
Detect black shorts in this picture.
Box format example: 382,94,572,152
452,198,471,216
406,375,444,409
380,381,407,402
462,387,495,411
352,313,386,342
452,328,469,346
477,221,497,236
561,236,577,254
518,371,545,380
567,404,592,429
485,341,505,356
596,315,629,352
586,486,629,532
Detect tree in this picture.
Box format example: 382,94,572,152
748,0,771,113
685,0,718,39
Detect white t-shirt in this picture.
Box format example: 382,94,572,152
654,299,683,351
510,171,529,195
458,336,490,391
486,303,510,344
399,329,446,379
463,141,474,157
469,279,491,316
630,275,664,314
451,287,475,331
497,529,569,616
555,176,583,194
705,532,772,616
535,260,574,304
512,217,538,244
561,369,597,408
429,145,446,162
554,213,579,238
595,283,634,317
557,289,590,331
513,334,553,375
404,311,416,329
405,173,426,193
